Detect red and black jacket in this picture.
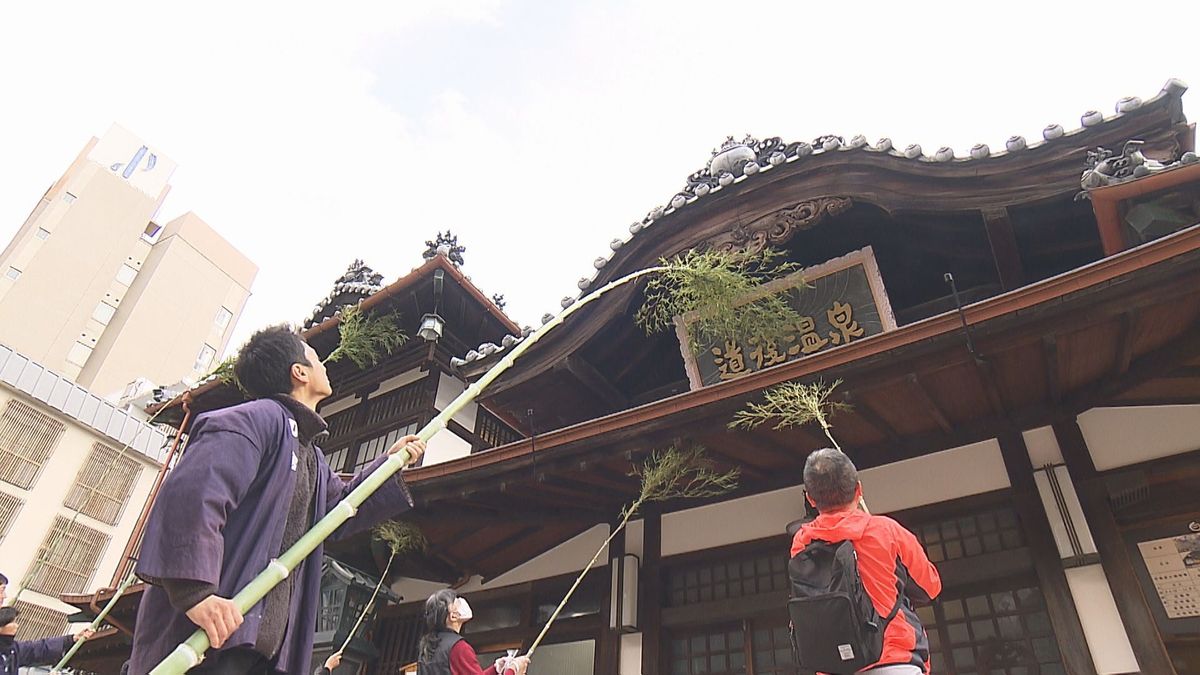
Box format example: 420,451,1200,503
791,509,942,673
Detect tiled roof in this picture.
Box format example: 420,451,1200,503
0,343,169,462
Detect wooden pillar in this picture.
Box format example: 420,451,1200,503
981,207,1026,291
640,507,663,675
997,431,1097,675
1053,419,1176,674
596,522,625,675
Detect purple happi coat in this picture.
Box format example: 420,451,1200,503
130,399,413,675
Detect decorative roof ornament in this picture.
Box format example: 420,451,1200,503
304,259,386,328
422,231,466,266
1078,140,1195,195
491,293,507,311
707,197,852,255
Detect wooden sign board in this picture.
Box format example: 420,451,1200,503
675,246,897,389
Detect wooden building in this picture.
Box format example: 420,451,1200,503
71,79,1200,675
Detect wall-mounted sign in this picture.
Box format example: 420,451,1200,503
1138,533,1200,619
674,246,896,389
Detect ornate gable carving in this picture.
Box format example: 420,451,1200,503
707,196,852,254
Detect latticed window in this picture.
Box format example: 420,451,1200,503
669,624,748,675
668,552,788,606
917,584,1064,675
915,506,1026,563
0,490,23,544
11,600,68,641
0,400,65,489
352,422,419,472
27,516,109,595
64,442,142,525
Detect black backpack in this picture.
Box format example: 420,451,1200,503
787,540,902,674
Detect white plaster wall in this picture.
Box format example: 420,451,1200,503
370,367,427,399
424,430,473,466
619,633,642,675
1064,565,1140,674
1078,405,1200,470
436,372,478,431
317,393,359,417
660,438,1010,557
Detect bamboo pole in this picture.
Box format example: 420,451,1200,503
149,266,666,674
333,553,394,658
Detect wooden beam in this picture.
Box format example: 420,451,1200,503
974,357,1008,418
1043,335,1062,404
981,207,1026,291
556,355,629,411
462,526,541,569
700,447,770,481
1072,328,1200,412
641,506,663,675
995,432,1097,675
716,428,804,468
844,391,901,444
1114,310,1139,376
906,373,952,433
1052,419,1177,674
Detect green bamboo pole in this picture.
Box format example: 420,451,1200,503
149,266,666,674
50,568,139,673
333,553,394,658
525,509,634,658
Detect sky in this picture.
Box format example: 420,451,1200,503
1,0,1197,357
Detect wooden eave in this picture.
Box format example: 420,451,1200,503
148,254,518,426
392,224,1200,581
463,91,1191,401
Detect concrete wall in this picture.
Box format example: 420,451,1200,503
0,387,158,627
80,211,256,397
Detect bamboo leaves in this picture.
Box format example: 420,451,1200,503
527,446,737,657
635,248,802,349
622,445,742,520
323,305,407,368
729,379,849,449
335,521,426,657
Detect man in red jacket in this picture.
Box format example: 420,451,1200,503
791,449,942,674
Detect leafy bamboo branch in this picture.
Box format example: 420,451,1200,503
323,305,407,368
526,446,738,657
335,521,427,657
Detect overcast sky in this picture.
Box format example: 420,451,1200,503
2,1,1197,357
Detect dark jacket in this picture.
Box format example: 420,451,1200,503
417,630,464,675
130,398,414,675
0,634,73,675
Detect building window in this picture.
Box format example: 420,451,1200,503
669,624,748,675
92,302,117,325
918,584,1064,675
667,551,788,607
324,446,349,473
35,227,50,240
353,422,419,472
63,192,77,204
66,341,93,367
214,307,233,332
4,267,20,281
914,506,1026,563
115,263,138,286
64,442,141,525
0,491,24,544
11,600,68,642
194,344,217,372
0,400,65,489
141,222,163,243
27,516,109,595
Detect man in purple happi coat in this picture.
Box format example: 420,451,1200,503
129,326,425,674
